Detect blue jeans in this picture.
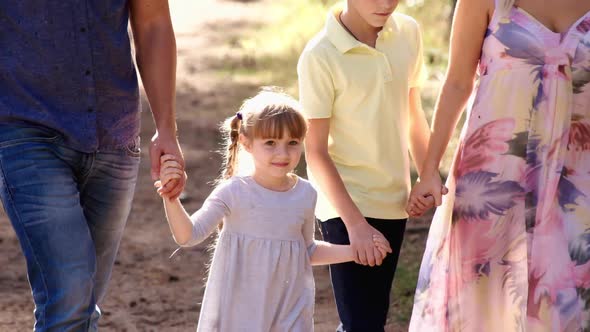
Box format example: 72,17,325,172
0,124,140,331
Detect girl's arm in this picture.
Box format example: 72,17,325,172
162,197,195,246
310,241,354,265
309,240,355,265
161,191,229,247
158,157,230,246
409,0,493,206
309,239,392,266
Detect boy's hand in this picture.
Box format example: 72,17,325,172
154,154,186,198
407,194,435,217
372,234,392,260
349,222,388,266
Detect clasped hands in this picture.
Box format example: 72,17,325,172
155,154,186,199
405,172,449,217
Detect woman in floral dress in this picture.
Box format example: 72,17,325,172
407,0,590,330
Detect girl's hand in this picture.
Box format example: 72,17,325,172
155,154,186,198
150,132,186,200
349,222,388,266
372,234,392,260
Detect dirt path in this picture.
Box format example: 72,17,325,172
0,1,428,330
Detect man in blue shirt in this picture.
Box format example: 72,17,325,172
0,1,184,330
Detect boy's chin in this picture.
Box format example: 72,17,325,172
368,19,387,29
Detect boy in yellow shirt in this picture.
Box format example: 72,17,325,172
297,0,434,330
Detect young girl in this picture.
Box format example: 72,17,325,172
155,89,392,331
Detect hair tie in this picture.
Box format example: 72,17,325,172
236,112,243,120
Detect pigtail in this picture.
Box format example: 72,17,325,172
216,114,242,231
220,114,242,181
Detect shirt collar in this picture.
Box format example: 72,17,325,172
325,3,398,54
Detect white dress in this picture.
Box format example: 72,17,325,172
183,175,317,332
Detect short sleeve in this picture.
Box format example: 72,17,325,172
409,23,428,88
302,185,318,256
182,181,233,247
297,50,335,119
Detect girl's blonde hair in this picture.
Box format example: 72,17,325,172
219,87,307,181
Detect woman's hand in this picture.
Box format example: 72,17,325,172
406,170,448,217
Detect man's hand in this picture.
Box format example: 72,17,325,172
348,221,390,267
150,131,185,199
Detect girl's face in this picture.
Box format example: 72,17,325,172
349,0,399,28
242,132,303,181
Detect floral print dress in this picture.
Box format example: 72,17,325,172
410,4,590,332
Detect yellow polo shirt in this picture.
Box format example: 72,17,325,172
297,5,427,221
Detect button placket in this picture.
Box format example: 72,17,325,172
75,1,98,149
380,52,393,82
375,29,395,83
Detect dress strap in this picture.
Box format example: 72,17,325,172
494,0,514,19
489,0,514,30
563,14,590,58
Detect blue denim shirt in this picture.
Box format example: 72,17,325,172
0,1,140,153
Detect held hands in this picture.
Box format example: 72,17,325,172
150,131,186,199
154,154,187,200
372,233,392,261
348,222,392,267
406,171,449,217
406,194,436,217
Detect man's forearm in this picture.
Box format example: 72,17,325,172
133,19,177,135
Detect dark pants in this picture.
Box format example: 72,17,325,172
320,217,407,332
0,124,140,331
